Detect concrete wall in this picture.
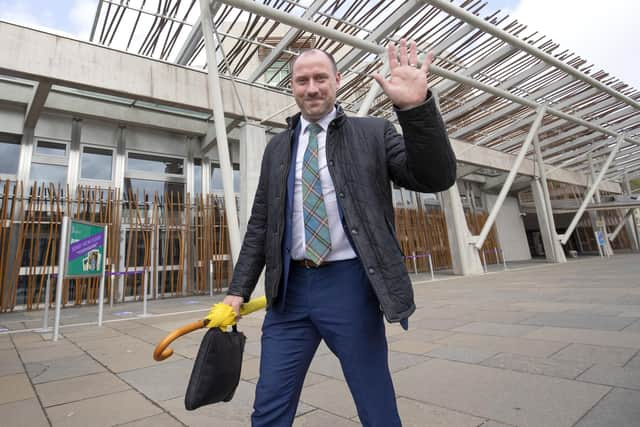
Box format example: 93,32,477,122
485,194,532,261
0,104,243,190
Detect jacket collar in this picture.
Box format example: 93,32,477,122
286,104,347,130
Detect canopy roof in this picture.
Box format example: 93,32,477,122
84,0,638,183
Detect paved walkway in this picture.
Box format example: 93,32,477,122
1,255,640,426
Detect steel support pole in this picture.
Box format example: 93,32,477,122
474,107,546,249
53,216,69,342
41,275,51,332
608,209,634,241
560,136,623,245
533,134,566,263
199,0,241,264
588,152,614,256
98,226,108,327
357,61,387,117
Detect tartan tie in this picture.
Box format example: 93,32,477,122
303,123,331,264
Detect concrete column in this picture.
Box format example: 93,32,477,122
238,122,267,295
239,123,267,238
440,183,484,275
113,126,126,192
186,137,196,198
589,156,614,256
531,179,567,263
66,118,82,198
623,172,640,251
17,127,34,184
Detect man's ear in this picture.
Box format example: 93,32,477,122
335,71,342,88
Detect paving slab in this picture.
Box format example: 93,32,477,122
577,365,640,390
0,335,14,350
551,343,636,366
574,388,640,427
300,378,357,419
74,334,147,351
308,350,427,381
410,317,471,331
46,389,162,427
163,380,255,427
459,310,537,324
435,333,567,358
241,356,261,381
11,332,47,346
525,327,640,349
302,372,331,389
393,358,610,427
521,312,636,331
119,358,193,402
388,339,441,355
390,328,453,343
117,326,172,345
61,326,123,340
621,319,640,332
0,348,25,377
25,354,106,384
396,397,491,426
625,352,640,369
86,340,178,373
426,346,497,364
481,352,592,379
165,339,201,359
116,413,184,427
452,321,540,337
292,409,357,426
35,371,130,407
0,398,49,427
0,373,35,405
17,341,85,363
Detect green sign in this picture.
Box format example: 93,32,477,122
65,220,106,278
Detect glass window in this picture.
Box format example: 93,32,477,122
81,147,113,180
211,162,240,193
193,158,202,195
124,178,185,202
128,152,183,175
36,141,66,157
265,59,291,84
0,139,21,175
30,163,67,186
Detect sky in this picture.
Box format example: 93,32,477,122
0,0,638,89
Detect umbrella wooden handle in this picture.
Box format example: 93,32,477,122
153,319,206,361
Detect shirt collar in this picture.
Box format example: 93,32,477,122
300,107,337,134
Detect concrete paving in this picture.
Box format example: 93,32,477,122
1,254,640,426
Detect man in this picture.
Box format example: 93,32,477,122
223,39,456,426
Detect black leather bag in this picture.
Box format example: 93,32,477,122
184,326,246,410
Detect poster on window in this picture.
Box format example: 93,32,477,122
65,220,106,278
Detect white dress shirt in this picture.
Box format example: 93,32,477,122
291,108,357,261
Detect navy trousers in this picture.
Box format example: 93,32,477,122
252,258,401,427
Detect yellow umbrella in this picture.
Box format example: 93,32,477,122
153,296,266,361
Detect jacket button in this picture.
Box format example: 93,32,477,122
351,228,358,235
368,267,375,274
339,192,345,198
329,160,335,166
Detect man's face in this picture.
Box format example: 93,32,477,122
291,51,341,122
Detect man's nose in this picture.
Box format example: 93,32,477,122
307,80,319,94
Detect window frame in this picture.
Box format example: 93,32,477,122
79,144,115,183
0,134,22,179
